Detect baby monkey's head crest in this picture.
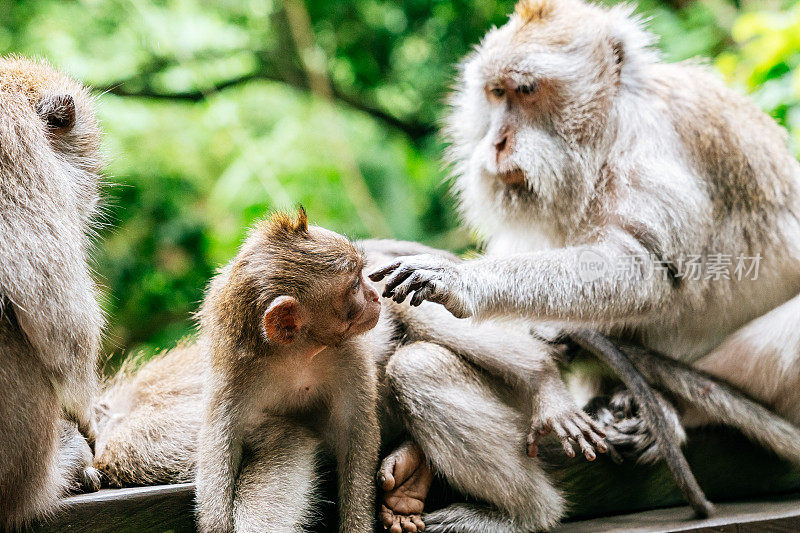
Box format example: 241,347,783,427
263,206,309,240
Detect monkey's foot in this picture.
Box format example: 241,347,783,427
586,388,686,464
528,409,607,460
379,440,434,533
80,466,102,493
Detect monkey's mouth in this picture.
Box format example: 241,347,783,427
497,167,526,186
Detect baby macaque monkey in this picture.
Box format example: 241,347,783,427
194,209,381,533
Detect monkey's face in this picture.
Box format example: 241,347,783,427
309,271,382,346
446,0,631,235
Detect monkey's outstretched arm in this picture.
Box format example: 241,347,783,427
370,230,672,323
570,329,714,518
196,387,243,533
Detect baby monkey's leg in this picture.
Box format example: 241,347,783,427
234,419,322,533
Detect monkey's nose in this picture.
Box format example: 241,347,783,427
494,126,511,162
495,135,507,153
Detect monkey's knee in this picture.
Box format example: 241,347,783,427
387,343,565,528
386,341,457,396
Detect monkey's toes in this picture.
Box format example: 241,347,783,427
547,413,608,461
381,506,425,533
81,466,102,493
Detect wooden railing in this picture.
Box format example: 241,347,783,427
33,484,195,533
32,485,800,533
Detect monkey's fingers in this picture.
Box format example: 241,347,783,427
383,268,416,298
412,515,426,531
370,261,403,282
575,413,608,454
552,423,576,458
563,419,596,460
577,411,606,437
392,273,430,304
410,285,435,307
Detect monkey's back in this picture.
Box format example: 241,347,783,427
93,343,205,486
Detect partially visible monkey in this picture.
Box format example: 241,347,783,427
0,56,103,528
94,343,204,487
372,0,800,471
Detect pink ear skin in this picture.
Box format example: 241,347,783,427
263,296,307,344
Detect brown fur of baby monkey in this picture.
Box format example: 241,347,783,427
195,209,382,533
0,56,104,529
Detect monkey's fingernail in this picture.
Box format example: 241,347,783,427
597,442,608,453
585,451,596,461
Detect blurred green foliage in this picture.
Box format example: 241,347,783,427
716,2,800,151
0,0,797,367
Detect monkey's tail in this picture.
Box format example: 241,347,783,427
570,330,715,519
622,344,800,463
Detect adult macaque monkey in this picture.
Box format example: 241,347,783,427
372,0,800,447
0,57,103,528
194,209,382,533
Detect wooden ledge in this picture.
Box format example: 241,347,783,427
555,494,800,532
34,484,800,532
34,483,195,533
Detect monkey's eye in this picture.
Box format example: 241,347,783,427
517,83,537,95
488,87,506,99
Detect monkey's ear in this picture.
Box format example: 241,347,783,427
36,94,76,132
263,296,307,344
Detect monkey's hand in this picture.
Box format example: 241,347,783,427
528,403,607,461
369,254,473,318
379,441,432,533
586,388,686,465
